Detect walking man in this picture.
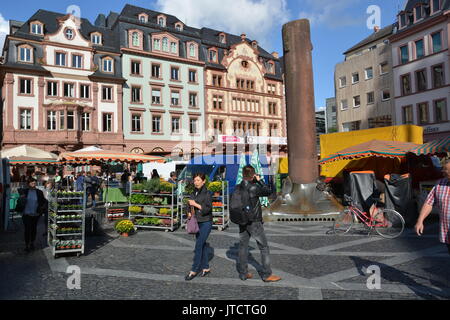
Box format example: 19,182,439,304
415,159,450,254
237,165,281,282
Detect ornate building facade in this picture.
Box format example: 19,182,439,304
1,11,125,153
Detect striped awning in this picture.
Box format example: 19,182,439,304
58,151,166,164
319,140,420,165
8,156,60,165
409,136,450,156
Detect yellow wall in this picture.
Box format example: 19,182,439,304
319,125,423,178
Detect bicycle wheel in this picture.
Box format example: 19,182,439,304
374,209,405,239
333,209,354,235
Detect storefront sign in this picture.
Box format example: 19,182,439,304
247,136,287,145
424,126,439,134
218,135,245,144
247,136,270,144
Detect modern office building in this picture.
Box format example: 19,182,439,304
325,97,337,133
335,24,395,132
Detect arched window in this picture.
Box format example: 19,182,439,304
162,38,169,52
189,44,196,57
132,32,140,47
158,17,165,27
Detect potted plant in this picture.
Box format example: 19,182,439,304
207,181,223,197
144,179,160,194
115,219,135,237
160,181,173,194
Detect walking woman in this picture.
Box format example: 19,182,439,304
16,178,48,252
185,173,213,281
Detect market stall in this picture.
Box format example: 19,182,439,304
408,136,450,215
57,149,166,233
319,139,421,181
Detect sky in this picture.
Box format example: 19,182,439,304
0,0,404,109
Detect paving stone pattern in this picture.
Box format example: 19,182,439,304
1,211,449,300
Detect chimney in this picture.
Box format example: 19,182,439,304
240,33,246,42
374,26,380,33
271,51,279,59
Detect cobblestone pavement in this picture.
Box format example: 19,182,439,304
1,209,449,300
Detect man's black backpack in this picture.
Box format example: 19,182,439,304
230,183,251,226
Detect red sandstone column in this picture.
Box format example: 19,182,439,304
282,19,318,184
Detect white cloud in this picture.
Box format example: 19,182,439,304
155,0,290,51
298,0,365,28
0,13,9,51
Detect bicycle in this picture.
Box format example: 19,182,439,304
333,195,405,239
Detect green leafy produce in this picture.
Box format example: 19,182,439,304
130,194,153,204
143,179,160,193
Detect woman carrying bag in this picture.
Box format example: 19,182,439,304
185,173,213,281
16,178,48,252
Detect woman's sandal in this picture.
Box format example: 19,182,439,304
185,272,197,281
200,269,211,277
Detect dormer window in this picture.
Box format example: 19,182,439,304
18,45,33,63
189,43,196,58
267,61,275,74
175,22,183,31
157,16,166,27
251,41,258,49
91,33,102,45
132,32,140,47
432,0,441,13
138,13,148,23
30,22,43,35
399,13,407,28
209,49,218,63
414,5,423,22
219,33,226,44
65,28,74,40
162,37,169,52
102,57,114,73
153,38,161,50
170,42,177,54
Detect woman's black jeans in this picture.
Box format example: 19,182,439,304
22,215,40,246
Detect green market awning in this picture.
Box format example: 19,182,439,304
409,136,450,156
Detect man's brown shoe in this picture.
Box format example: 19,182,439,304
263,275,281,282
239,273,253,281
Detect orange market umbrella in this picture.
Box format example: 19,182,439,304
319,140,420,165
58,150,166,164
